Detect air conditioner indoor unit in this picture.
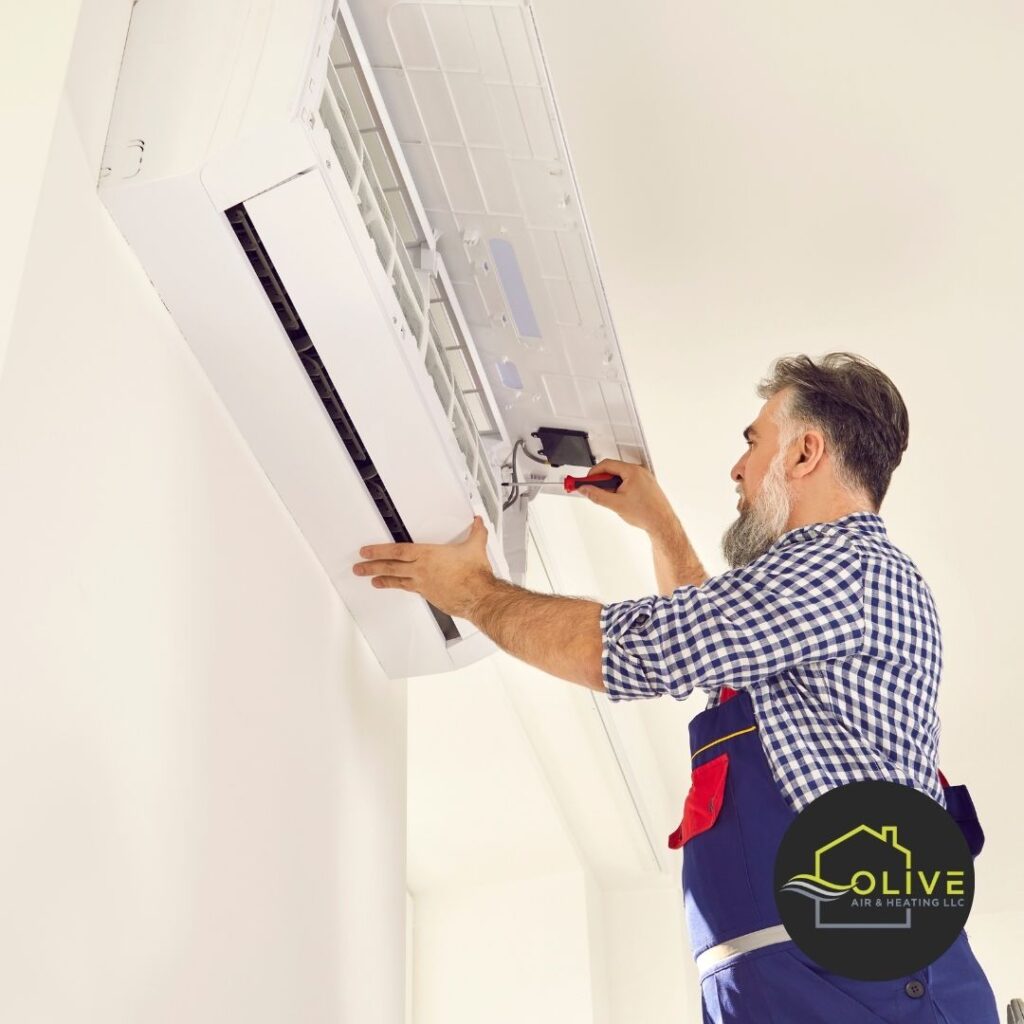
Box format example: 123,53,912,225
100,0,653,679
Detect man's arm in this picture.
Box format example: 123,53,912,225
648,515,710,594
601,537,866,701
576,458,709,594
352,517,606,692
466,576,605,693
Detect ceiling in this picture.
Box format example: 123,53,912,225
519,0,1024,914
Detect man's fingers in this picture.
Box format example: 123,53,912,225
354,558,417,577
358,541,418,561
590,457,633,475
590,457,644,486
372,575,416,590
465,515,487,542
581,484,614,505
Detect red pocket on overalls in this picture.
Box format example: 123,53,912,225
668,752,729,849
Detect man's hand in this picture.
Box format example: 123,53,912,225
352,515,496,620
579,458,709,593
576,458,679,537
353,514,605,690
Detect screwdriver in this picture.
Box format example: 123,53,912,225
500,472,622,493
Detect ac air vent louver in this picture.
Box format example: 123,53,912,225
226,202,460,644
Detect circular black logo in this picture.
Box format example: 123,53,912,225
773,781,973,981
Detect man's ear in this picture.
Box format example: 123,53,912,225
792,430,826,476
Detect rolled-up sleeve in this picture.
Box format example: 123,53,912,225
600,537,866,702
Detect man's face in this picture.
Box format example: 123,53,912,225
721,391,796,568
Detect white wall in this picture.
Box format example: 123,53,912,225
0,21,408,1023
601,886,697,1022
410,870,601,1024
408,869,699,1024
965,911,1024,1010
0,0,83,370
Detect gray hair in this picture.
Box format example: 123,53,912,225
756,352,910,510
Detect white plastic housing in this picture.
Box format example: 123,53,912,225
100,0,510,678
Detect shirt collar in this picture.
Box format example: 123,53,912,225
773,511,888,549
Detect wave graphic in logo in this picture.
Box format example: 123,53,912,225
780,873,853,903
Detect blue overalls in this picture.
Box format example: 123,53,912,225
668,686,1000,1023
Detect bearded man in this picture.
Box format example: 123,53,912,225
352,352,998,1023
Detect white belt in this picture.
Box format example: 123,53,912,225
695,924,793,978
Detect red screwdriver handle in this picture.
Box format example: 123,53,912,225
563,472,622,493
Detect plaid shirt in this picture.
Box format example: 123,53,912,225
599,511,946,813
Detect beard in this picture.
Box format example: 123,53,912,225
721,451,794,569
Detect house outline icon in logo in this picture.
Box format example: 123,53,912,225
781,824,913,930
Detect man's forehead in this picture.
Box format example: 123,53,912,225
743,402,773,439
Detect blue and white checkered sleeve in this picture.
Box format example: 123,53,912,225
600,538,866,702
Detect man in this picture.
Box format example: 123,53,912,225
352,352,998,1022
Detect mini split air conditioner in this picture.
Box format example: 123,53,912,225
100,0,653,679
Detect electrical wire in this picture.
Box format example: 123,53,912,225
501,438,523,510
501,438,549,510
